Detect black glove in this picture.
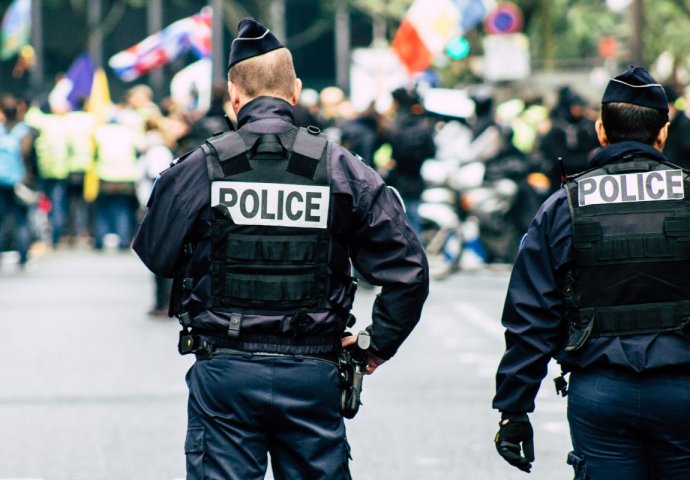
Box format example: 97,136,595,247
494,413,534,473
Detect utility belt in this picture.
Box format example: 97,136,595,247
189,343,338,364
178,328,341,358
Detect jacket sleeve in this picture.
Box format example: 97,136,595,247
492,191,572,414
331,146,430,360
132,149,208,278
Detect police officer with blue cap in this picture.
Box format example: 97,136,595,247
492,65,690,479
133,17,429,480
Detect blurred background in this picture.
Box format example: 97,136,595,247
1,1,689,479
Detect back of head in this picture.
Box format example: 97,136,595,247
229,48,296,100
600,65,668,145
0,94,19,123
227,17,296,101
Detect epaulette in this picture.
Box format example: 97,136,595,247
170,149,195,168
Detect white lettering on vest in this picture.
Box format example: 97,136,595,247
211,181,331,228
578,170,685,206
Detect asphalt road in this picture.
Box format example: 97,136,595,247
0,248,574,480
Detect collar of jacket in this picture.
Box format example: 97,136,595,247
236,96,296,129
590,140,668,168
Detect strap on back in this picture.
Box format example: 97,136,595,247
287,128,328,179
585,300,690,337
205,131,257,179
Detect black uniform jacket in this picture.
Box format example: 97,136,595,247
133,97,429,360
493,141,690,414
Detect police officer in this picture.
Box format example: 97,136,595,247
492,65,690,479
133,18,429,480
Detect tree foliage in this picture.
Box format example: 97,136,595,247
644,0,690,71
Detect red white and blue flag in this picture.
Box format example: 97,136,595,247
391,0,496,73
108,8,212,82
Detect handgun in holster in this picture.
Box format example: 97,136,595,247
338,331,371,419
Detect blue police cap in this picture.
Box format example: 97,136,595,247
228,18,284,70
602,65,668,113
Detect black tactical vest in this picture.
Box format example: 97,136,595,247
563,157,690,350
202,126,356,327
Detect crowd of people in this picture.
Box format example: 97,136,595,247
3,75,690,276
0,83,225,266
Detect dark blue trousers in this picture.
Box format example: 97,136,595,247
185,354,351,480
567,367,690,480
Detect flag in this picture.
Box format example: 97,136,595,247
84,68,112,202
391,0,495,73
66,53,96,109
0,0,31,60
48,54,96,111
86,68,112,124
108,8,212,82
187,9,212,58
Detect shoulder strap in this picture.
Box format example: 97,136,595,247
287,127,328,180
205,131,258,180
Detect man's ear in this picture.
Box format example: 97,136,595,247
595,119,609,147
289,78,303,107
228,81,241,114
655,121,670,151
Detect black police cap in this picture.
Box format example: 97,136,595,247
227,18,284,70
602,65,668,113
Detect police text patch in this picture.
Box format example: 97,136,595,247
211,181,330,228
578,170,684,206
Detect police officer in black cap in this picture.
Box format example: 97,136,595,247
133,17,428,480
492,65,690,479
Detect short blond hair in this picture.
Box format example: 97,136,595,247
229,48,296,100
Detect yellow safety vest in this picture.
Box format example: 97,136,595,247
94,123,139,182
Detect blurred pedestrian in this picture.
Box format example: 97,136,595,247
64,101,97,244
539,86,599,191
137,117,175,317
133,17,428,480
662,83,690,169
0,94,35,268
181,80,230,151
340,102,386,168
493,66,690,479
24,98,71,247
92,112,141,251
384,86,436,232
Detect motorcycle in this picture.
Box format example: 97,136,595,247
419,92,550,270
418,167,464,279
459,148,550,263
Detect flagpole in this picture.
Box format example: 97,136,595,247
30,0,44,90
269,0,286,46
147,0,164,98
335,3,350,94
87,0,102,69
211,0,224,81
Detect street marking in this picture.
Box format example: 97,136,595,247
453,301,504,338
454,301,563,378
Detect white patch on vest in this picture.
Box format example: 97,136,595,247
578,169,685,206
211,181,331,228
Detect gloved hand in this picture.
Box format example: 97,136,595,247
494,413,534,473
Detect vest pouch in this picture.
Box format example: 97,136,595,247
588,300,690,337
226,234,323,264
223,271,319,308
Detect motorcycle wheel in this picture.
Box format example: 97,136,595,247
421,224,463,280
